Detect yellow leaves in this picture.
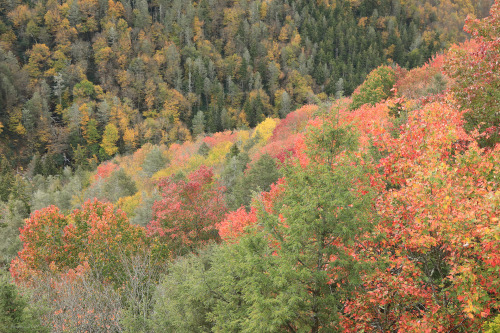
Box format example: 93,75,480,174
358,17,368,27
78,102,91,127
107,0,125,21
384,44,396,58
278,24,291,42
153,49,166,66
237,130,250,144
206,141,232,166
290,31,301,48
117,192,142,215
161,89,187,124
267,41,281,62
260,1,268,19
123,127,137,151
193,16,204,43
25,43,51,80
8,5,32,28
252,117,279,144
144,79,157,111
94,40,113,65
223,7,241,27
317,0,337,9
44,7,63,34
165,121,191,143
464,299,479,318
101,123,120,156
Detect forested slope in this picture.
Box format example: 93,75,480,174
0,0,499,332
0,0,492,170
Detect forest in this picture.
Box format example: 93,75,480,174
0,0,499,332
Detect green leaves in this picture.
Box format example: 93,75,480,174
0,270,47,333
350,65,396,110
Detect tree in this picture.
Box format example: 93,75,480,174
278,90,292,118
213,117,375,332
0,271,47,333
445,1,500,147
342,102,500,332
102,168,137,203
350,65,396,110
142,146,168,177
152,247,218,332
0,156,14,202
11,200,146,287
147,166,227,258
25,44,51,82
229,153,281,210
100,123,119,157
192,110,205,137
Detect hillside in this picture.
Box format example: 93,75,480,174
0,0,499,332
0,0,493,170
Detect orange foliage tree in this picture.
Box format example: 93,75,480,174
11,199,146,286
342,102,500,331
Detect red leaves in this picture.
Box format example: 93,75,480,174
11,206,69,283
255,105,318,164
377,102,469,184
147,166,227,257
202,130,238,148
342,260,436,333
94,162,118,181
444,1,500,146
217,207,258,242
269,105,318,143
344,99,500,331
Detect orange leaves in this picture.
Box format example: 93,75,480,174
394,54,448,100
339,100,394,151
202,130,238,148
269,104,318,143
444,1,500,146
343,43,499,329
11,206,69,282
11,199,145,286
378,102,469,183
94,161,118,181
342,261,435,333
217,207,258,242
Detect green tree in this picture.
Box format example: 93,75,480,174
192,110,206,137
152,247,217,333
350,65,396,110
0,156,14,202
0,271,47,333
142,146,168,177
219,120,375,332
103,168,137,202
229,153,280,210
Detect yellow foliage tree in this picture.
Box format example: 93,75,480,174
101,123,120,156
252,117,279,144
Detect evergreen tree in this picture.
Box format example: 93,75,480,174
0,271,47,333
142,146,168,177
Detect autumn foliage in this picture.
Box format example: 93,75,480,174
11,199,145,286
341,101,500,331
445,1,500,146
6,2,500,330
147,166,227,257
